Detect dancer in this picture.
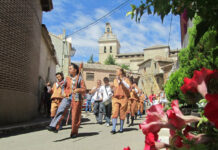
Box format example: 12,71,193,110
111,68,130,134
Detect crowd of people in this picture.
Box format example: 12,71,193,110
44,63,168,138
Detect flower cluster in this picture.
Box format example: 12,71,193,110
123,68,218,150
181,68,218,128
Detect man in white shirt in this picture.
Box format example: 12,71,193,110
100,77,113,127
91,80,104,124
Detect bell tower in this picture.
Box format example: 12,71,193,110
98,23,120,64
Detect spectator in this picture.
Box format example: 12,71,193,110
85,90,92,113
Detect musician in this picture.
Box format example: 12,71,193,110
128,77,140,126
49,72,65,118
47,63,86,139
111,68,130,134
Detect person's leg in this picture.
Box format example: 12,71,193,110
93,101,99,122
111,99,119,133
85,100,89,113
129,100,135,126
98,102,105,124
119,98,128,132
49,98,71,129
88,100,92,112
50,100,56,118
71,100,82,137
105,103,112,125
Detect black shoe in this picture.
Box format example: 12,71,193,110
110,130,116,134
98,122,103,125
47,126,58,133
70,134,77,138
126,120,129,124
46,126,52,131
128,123,133,127
118,130,123,133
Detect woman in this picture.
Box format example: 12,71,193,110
111,68,131,134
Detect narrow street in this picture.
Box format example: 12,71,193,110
0,113,169,150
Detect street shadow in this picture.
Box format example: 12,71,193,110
81,118,90,123
53,132,99,142
123,127,138,132
81,122,97,125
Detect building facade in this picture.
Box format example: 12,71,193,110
0,0,53,125
49,31,75,77
98,23,120,64
38,24,58,104
74,63,120,90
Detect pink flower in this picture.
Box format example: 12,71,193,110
123,146,131,150
181,68,217,96
139,104,169,134
167,100,186,129
204,94,218,128
144,132,158,150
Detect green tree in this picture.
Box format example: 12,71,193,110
164,16,218,104
121,64,129,70
104,55,116,65
127,0,218,45
87,54,94,64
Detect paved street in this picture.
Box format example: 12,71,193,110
0,113,169,150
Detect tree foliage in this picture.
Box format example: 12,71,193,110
87,54,94,64
104,55,116,65
121,64,129,70
164,16,218,104
127,0,218,45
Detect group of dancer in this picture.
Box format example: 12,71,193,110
46,63,150,137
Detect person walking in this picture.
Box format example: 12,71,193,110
111,68,130,134
91,80,104,124
49,72,65,119
47,63,86,139
128,77,139,127
138,90,145,118
85,90,92,113
100,77,113,127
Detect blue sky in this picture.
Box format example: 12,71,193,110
43,0,181,62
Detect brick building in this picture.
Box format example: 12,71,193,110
0,0,53,125
74,63,120,90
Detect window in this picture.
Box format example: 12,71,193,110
109,74,116,82
104,46,106,53
107,27,110,32
110,46,112,53
86,73,94,81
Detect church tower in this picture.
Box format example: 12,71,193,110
98,23,120,64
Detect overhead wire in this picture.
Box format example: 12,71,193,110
66,0,131,37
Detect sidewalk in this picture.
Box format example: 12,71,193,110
0,117,50,137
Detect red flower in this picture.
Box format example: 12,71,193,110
204,94,218,128
144,132,158,150
167,100,185,129
181,68,217,95
183,125,195,140
169,129,183,148
123,146,131,150
140,104,168,134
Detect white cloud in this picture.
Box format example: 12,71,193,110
44,5,181,62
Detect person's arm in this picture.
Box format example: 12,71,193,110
74,79,86,96
120,78,130,89
90,87,98,95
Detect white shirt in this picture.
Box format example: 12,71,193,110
100,85,113,102
92,87,103,101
